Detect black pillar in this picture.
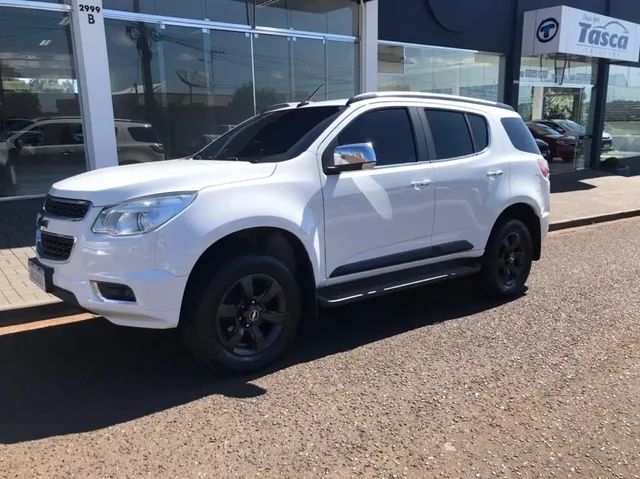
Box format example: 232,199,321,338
503,0,522,109
589,59,610,170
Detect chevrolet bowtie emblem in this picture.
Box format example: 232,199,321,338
36,213,49,230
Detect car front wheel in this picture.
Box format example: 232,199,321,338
182,255,301,373
480,219,533,298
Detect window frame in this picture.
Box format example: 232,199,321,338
321,105,429,174
420,107,492,162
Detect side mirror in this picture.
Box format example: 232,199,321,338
325,142,377,175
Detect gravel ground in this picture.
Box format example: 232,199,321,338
1,218,639,478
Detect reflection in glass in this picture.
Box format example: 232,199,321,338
105,20,254,160
518,54,596,173
253,35,292,112
327,41,357,99
293,38,326,101
0,8,85,198
378,43,504,102
255,0,358,36
603,65,640,172
103,0,206,20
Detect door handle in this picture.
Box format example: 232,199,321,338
410,179,432,190
486,169,504,177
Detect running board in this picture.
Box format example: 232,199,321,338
317,259,482,307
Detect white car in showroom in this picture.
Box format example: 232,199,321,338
29,92,551,373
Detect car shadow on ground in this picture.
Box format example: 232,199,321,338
549,168,612,193
0,278,515,444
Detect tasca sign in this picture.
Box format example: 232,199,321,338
522,6,640,62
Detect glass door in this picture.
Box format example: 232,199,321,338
518,54,597,175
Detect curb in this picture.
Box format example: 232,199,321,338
549,208,640,231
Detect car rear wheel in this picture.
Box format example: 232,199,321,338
181,255,301,374
480,219,533,298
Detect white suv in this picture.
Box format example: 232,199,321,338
29,92,550,373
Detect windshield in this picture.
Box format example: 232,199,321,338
555,119,585,134
528,123,561,137
195,106,344,163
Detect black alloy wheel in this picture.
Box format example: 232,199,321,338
481,219,533,298
216,274,287,357
182,255,301,373
496,231,526,288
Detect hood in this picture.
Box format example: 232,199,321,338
602,132,612,140
50,159,277,206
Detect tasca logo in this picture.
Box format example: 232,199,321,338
578,21,630,50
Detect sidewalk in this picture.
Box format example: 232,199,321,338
1,170,640,313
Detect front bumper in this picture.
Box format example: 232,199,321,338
33,209,187,329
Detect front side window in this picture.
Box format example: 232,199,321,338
196,106,344,163
424,109,474,159
337,108,417,167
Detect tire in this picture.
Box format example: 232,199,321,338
181,255,301,374
480,219,533,298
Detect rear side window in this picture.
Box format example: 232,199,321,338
338,108,417,167
424,109,474,159
501,117,539,154
467,114,489,151
128,126,160,143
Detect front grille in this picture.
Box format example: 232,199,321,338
43,196,91,220
38,231,75,261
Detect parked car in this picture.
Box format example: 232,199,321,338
527,122,577,162
535,138,551,161
29,92,551,373
534,119,613,151
0,117,164,196
0,118,36,141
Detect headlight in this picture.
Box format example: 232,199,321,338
92,193,196,236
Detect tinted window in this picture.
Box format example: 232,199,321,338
197,106,344,162
425,109,473,159
129,126,160,143
61,123,84,145
467,114,488,151
501,117,540,154
528,123,561,136
338,108,417,167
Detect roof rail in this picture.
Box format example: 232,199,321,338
346,91,514,112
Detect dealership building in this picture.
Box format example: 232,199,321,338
1,0,640,245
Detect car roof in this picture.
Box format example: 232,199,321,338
263,92,514,114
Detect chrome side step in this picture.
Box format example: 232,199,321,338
317,259,481,307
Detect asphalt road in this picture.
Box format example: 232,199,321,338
1,218,639,478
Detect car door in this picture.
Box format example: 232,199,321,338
423,107,510,252
322,105,435,279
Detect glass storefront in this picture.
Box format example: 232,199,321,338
105,25,358,161
603,65,640,174
378,42,504,102
0,1,359,192
105,21,255,160
0,7,85,198
103,0,359,35
518,54,597,174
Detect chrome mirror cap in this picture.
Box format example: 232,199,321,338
330,142,377,173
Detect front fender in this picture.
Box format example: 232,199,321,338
154,170,324,284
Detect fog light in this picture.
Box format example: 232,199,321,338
92,281,136,302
